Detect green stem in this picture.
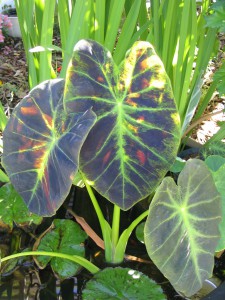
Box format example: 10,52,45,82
82,175,113,262
114,209,149,263
111,205,121,248
1,251,99,274
84,180,106,232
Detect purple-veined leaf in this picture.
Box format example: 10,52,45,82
64,39,181,210
2,79,96,216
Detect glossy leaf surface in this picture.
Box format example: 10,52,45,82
0,184,42,231
64,39,180,210
34,219,87,279
82,267,166,300
144,159,221,297
2,79,96,216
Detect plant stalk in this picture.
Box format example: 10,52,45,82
82,176,113,262
1,251,99,274
113,209,149,263
111,205,121,252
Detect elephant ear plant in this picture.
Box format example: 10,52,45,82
1,40,222,298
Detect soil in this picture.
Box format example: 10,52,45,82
0,37,29,117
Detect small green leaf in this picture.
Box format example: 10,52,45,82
35,219,87,279
135,222,145,244
205,2,225,33
205,155,225,172
169,157,186,173
201,141,225,159
144,159,221,297
82,267,166,300
213,61,225,96
0,184,42,231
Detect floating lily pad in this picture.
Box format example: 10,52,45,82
35,219,87,279
0,184,42,231
145,159,221,297
82,267,166,300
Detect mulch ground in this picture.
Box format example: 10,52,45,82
0,37,28,118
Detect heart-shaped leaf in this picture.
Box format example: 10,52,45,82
0,184,42,231
144,159,221,297
34,219,87,279
205,155,225,251
2,79,96,216
64,39,180,210
82,267,166,300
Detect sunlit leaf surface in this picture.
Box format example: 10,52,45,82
64,39,180,210
2,79,96,216
82,267,166,300
144,159,221,297
0,184,42,231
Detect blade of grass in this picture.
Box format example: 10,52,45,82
0,102,8,131
178,0,198,123
113,0,142,64
39,0,56,82
104,0,126,53
138,0,149,40
161,0,176,69
148,0,160,50
205,123,225,146
129,20,152,48
15,0,38,88
193,80,218,122
60,0,91,78
81,0,94,40
173,0,191,108
94,0,106,43
189,27,218,97
57,0,71,51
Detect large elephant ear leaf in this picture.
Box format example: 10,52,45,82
64,39,181,210
2,79,96,216
144,159,221,297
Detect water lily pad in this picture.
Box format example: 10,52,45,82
0,183,42,231
35,219,87,279
145,159,221,297
82,267,165,300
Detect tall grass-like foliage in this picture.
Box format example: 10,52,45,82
15,0,56,88
14,0,220,135
15,0,148,88
146,0,219,133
